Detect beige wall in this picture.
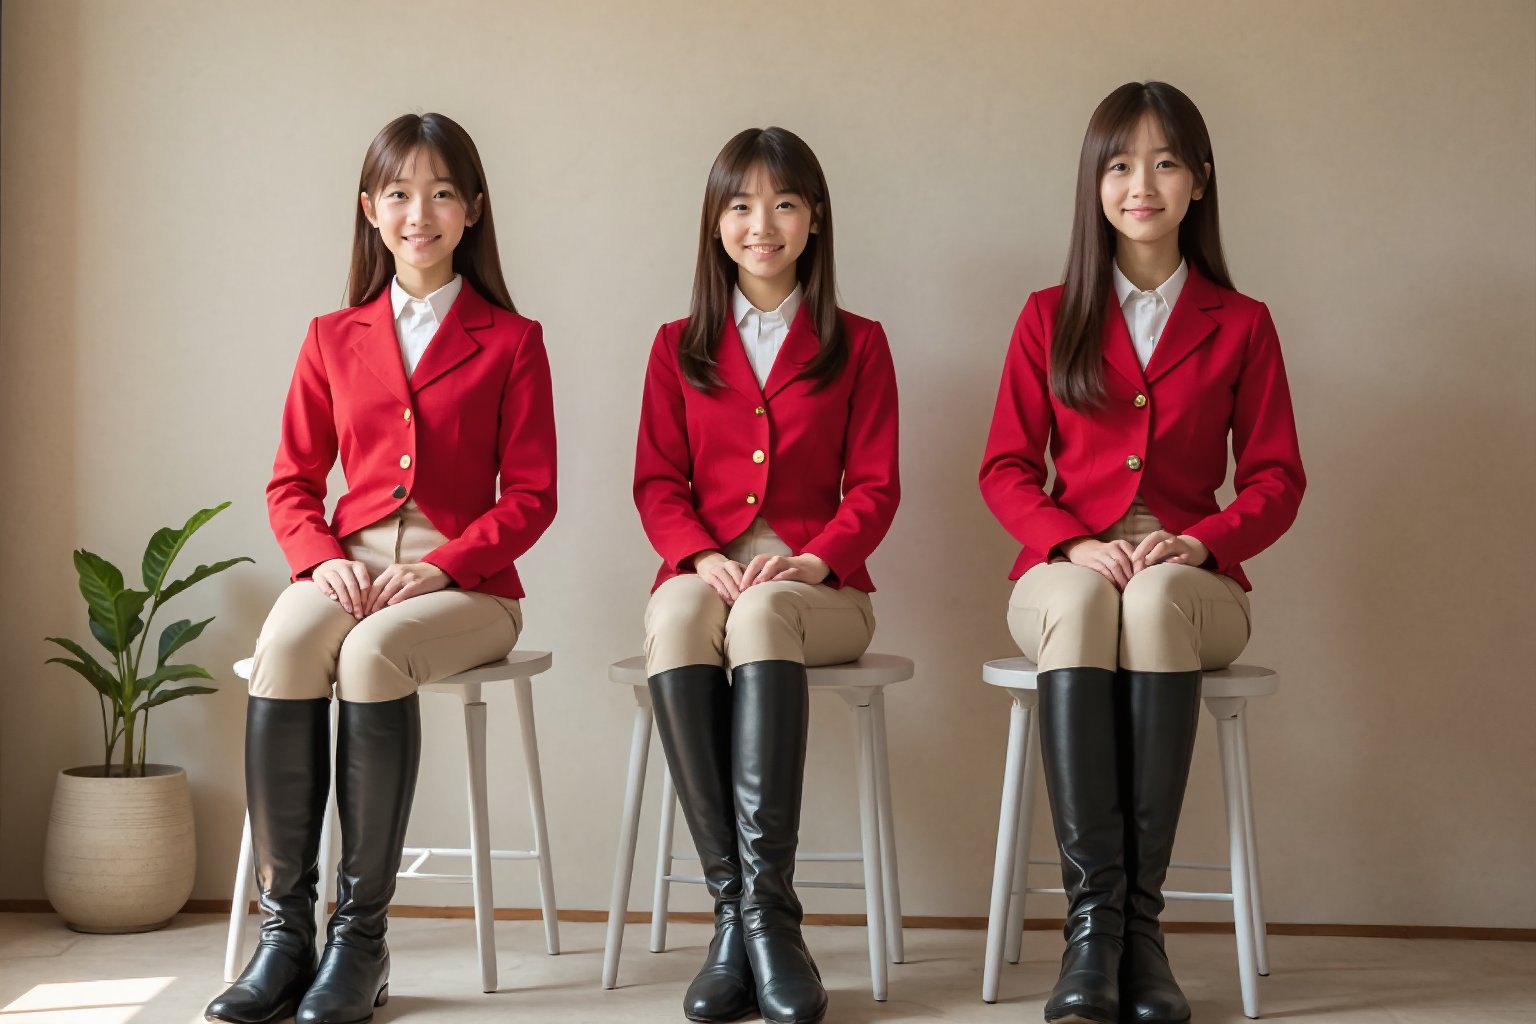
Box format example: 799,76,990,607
2,0,1533,930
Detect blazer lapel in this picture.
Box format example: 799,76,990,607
1143,264,1222,384
410,283,486,392
715,318,766,403
350,290,411,407
1102,296,1148,392
762,303,820,401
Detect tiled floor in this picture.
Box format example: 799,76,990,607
0,913,1531,1023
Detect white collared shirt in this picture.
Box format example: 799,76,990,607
1112,259,1188,370
732,284,803,389
390,274,463,376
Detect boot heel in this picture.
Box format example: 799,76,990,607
374,984,389,1006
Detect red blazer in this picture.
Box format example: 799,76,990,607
979,266,1304,591
634,307,899,593
267,283,556,599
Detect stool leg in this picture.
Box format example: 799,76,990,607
649,766,677,953
463,698,498,992
871,689,905,964
513,676,559,956
603,694,653,989
1216,708,1261,1019
854,700,889,1002
1005,704,1039,965
223,812,256,983
1236,708,1271,976
983,694,1030,1004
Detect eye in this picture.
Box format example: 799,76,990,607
434,189,456,200
775,200,797,210
1156,159,1180,170
386,190,407,200
1107,162,1129,173
729,203,749,213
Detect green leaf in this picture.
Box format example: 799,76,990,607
45,636,121,700
142,684,218,709
157,617,213,668
140,662,214,694
74,549,125,648
157,556,254,605
141,502,233,596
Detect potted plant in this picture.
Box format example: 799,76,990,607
42,501,252,933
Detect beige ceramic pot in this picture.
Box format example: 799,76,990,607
43,764,196,933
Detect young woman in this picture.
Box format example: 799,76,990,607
980,82,1304,1024
634,126,899,1024
206,113,556,1024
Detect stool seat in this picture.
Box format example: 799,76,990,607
607,653,914,688
982,658,1278,698
603,654,912,1002
224,649,558,995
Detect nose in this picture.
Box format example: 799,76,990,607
747,206,772,237
407,194,430,226
1130,165,1155,199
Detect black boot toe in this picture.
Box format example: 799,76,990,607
205,944,314,1023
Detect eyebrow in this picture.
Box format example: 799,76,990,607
386,176,455,186
730,189,799,199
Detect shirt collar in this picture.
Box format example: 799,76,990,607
391,274,463,324
1112,259,1188,311
732,283,803,329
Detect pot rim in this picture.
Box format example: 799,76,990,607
61,764,186,779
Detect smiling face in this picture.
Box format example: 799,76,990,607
360,146,482,295
1099,112,1208,254
716,162,817,308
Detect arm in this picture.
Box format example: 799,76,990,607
425,321,558,589
799,323,901,583
633,328,720,570
1182,303,1306,568
266,318,347,579
978,295,1093,556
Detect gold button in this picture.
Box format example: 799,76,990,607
1133,393,1148,408
745,492,758,505
400,455,412,469
1126,455,1143,471
752,449,766,464
754,406,765,416
403,408,412,421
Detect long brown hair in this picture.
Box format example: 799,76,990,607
345,113,516,313
1051,81,1232,409
679,126,845,392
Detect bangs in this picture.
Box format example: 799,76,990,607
360,117,480,199
709,131,823,213
1089,83,1210,174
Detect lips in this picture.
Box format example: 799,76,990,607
404,234,441,247
1125,208,1162,220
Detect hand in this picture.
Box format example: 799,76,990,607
313,558,373,619
1060,537,1136,590
694,551,746,605
364,561,451,615
740,552,831,588
1130,531,1209,573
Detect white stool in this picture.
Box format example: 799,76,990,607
602,654,911,1002
223,649,559,994
980,658,1274,1018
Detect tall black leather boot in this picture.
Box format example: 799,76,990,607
1036,667,1125,1024
650,665,755,1022
206,697,330,1024
1117,670,1202,1024
296,694,421,1024
732,660,825,1024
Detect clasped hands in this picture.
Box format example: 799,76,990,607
693,550,830,605
1059,531,1209,590
312,558,451,619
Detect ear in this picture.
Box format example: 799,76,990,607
811,202,824,234
1192,162,1213,201
467,193,484,227
360,191,378,227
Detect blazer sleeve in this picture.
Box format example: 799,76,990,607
425,321,558,589
800,323,901,583
267,318,347,579
978,295,1092,555
633,329,721,571
1182,303,1305,569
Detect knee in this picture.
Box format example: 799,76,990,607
723,584,801,661
1120,565,1197,634
1038,569,1121,629
335,622,412,701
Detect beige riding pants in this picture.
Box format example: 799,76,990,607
1007,499,1251,673
644,518,876,675
249,502,522,702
